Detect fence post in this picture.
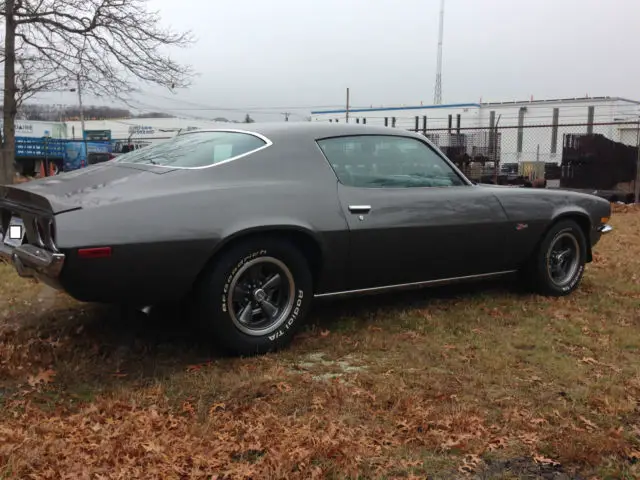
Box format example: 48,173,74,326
392,117,396,128
551,108,559,155
414,116,419,132
517,107,525,155
635,120,640,203
587,106,595,134
363,118,367,124
384,117,388,127
448,115,452,134
356,118,360,124
489,111,496,159
422,116,427,135
456,114,461,134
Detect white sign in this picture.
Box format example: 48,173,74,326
128,125,155,135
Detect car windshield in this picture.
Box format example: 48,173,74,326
112,131,267,168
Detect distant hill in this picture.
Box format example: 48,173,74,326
16,103,176,121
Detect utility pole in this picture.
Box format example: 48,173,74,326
76,73,89,168
346,87,350,123
77,74,85,135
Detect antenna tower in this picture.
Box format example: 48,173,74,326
433,0,445,105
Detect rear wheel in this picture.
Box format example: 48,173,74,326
522,220,587,296
193,237,313,356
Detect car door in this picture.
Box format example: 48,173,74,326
317,133,514,291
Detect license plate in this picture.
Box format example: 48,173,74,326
2,216,25,248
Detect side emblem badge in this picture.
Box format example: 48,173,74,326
515,223,529,231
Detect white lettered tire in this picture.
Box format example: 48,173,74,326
527,219,587,296
193,237,313,356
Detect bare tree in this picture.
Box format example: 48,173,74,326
15,53,72,106
0,0,195,184
1,37,73,122
17,103,133,121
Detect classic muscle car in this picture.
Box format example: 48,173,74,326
0,123,613,355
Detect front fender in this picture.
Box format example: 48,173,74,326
489,187,610,267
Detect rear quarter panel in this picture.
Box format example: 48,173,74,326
54,136,350,305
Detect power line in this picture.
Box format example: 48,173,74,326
131,90,354,112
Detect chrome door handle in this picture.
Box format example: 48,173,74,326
348,205,371,214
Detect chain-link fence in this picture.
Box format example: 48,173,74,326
329,116,640,202
410,122,639,202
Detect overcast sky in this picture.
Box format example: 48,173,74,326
39,0,640,121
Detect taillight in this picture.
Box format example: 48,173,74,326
78,247,112,259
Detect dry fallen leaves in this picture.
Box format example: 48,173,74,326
533,454,561,466
578,415,599,431
458,454,483,475
186,361,212,372
26,368,55,387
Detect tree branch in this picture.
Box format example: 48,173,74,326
12,0,194,97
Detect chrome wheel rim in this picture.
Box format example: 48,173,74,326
546,233,580,287
227,257,295,336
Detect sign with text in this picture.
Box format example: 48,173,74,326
0,122,34,133
128,125,155,135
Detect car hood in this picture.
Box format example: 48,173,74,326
0,162,178,214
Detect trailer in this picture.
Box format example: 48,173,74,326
14,136,113,176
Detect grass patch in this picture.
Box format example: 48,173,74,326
0,208,639,478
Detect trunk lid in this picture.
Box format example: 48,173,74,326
0,162,177,215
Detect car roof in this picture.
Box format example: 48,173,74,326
185,122,425,142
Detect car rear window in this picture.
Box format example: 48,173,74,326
113,131,268,168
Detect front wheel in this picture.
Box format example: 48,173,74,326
523,220,587,296
193,237,313,356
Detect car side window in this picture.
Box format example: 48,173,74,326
317,135,467,188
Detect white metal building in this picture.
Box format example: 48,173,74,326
310,96,640,165
5,116,230,145
1,119,68,139
64,117,234,150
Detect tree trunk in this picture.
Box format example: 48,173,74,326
1,0,18,185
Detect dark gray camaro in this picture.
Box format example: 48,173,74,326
1,123,613,355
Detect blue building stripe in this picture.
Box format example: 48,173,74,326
311,103,481,115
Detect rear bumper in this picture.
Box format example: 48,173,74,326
0,242,65,290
